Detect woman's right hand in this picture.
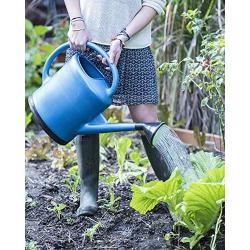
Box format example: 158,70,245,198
68,20,91,52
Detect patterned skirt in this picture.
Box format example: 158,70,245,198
65,43,159,106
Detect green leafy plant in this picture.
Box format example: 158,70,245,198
25,19,55,101
130,151,225,248
83,223,102,242
129,150,149,167
48,201,66,219
52,19,69,45
113,137,132,183
64,165,80,203
158,9,225,138
128,150,150,184
99,175,120,212
25,112,33,129
51,144,76,169
190,150,224,178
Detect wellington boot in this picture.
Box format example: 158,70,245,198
141,135,171,181
75,134,99,216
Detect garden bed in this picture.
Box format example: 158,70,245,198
25,130,224,250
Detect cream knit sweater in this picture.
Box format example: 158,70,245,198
68,0,166,49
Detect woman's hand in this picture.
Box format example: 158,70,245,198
68,20,91,52
97,39,122,69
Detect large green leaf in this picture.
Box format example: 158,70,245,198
130,151,225,249
130,169,184,214
201,166,225,183
114,137,132,168
34,25,52,36
180,176,225,248
190,151,224,178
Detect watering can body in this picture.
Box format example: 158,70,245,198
29,42,165,145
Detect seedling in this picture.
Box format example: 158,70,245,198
99,175,120,212
48,201,66,219
129,150,150,184
64,165,80,192
25,240,37,250
113,137,132,183
83,222,102,242
64,165,80,203
25,192,37,209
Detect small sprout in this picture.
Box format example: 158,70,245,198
64,165,80,192
64,165,80,203
83,223,102,242
48,201,66,219
25,193,37,208
164,232,179,241
26,240,37,250
99,175,121,212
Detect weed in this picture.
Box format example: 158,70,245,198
48,201,66,219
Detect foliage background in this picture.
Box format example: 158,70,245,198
25,0,225,136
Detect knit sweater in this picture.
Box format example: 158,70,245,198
68,0,166,49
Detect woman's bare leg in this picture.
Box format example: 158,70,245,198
128,104,158,124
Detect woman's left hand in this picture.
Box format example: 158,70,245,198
97,39,122,69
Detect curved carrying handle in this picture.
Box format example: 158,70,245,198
42,42,119,96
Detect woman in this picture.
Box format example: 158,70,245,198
64,0,170,216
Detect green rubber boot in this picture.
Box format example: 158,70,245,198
141,135,171,181
75,134,99,216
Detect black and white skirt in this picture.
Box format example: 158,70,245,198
65,43,159,106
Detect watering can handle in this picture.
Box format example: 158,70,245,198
42,42,119,96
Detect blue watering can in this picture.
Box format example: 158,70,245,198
28,42,165,145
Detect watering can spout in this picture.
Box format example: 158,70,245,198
135,122,166,145
77,115,165,146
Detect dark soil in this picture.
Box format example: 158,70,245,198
25,131,225,250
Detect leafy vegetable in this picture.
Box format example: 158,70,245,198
130,151,225,248
190,151,224,178
130,169,183,214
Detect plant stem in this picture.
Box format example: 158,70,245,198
210,203,223,250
